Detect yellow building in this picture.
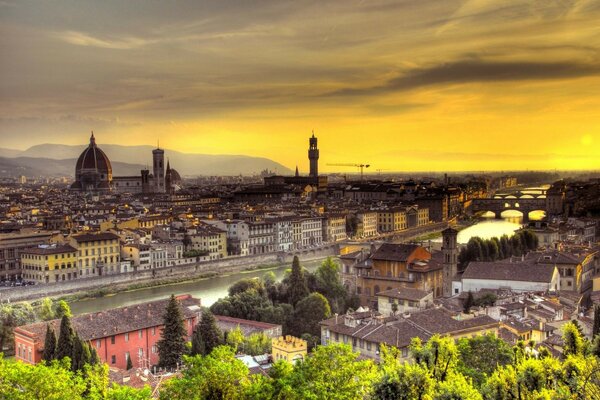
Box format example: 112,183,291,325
377,208,407,233
21,244,78,283
272,336,307,363
189,225,227,260
69,232,121,277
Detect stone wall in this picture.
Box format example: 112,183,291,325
0,245,338,303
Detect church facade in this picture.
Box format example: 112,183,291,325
70,133,181,194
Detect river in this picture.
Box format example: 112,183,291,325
69,259,324,315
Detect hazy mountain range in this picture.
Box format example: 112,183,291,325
0,144,292,177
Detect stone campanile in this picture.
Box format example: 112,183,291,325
442,227,458,297
152,145,165,193
308,132,319,178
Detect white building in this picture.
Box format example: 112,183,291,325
270,218,294,252
300,217,323,248
248,221,274,255
459,261,560,294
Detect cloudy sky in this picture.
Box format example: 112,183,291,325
1,0,600,172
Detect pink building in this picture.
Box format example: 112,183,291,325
14,294,200,370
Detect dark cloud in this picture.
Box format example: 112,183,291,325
329,60,600,97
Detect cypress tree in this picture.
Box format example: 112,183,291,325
593,305,600,338
463,291,475,313
191,310,223,356
42,324,57,362
71,334,83,372
56,315,74,361
288,256,309,306
89,345,99,366
190,327,206,356
157,295,187,370
126,353,133,370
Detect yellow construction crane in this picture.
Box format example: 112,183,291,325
327,163,371,181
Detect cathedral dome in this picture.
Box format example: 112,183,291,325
75,132,112,174
70,132,113,192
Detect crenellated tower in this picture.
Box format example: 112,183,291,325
308,132,319,178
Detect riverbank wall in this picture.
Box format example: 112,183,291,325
0,245,338,303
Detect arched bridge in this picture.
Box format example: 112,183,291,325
492,188,547,199
472,197,547,222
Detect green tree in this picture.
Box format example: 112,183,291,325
39,297,56,321
191,310,223,356
315,257,347,313
411,335,459,382
228,277,266,297
157,295,187,370
226,325,245,353
0,357,87,399
107,383,152,400
463,291,474,313
563,321,586,357
434,372,482,400
287,256,309,306
245,332,271,356
374,356,433,400
126,353,133,370
288,292,331,337
70,334,91,372
284,343,377,400
56,315,74,361
160,346,250,400
55,300,72,319
593,305,600,338
42,324,57,362
457,333,513,387
0,302,36,354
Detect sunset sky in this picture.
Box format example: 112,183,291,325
1,0,600,172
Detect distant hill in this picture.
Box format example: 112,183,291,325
0,143,293,176
0,157,146,178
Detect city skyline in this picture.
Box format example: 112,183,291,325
2,1,600,172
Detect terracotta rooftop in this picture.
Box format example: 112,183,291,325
462,261,557,283
375,287,431,301
72,232,120,243
15,295,201,349
371,243,423,262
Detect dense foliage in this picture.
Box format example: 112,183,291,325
3,319,600,399
0,297,72,355
458,230,539,268
210,257,356,342
157,321,600,399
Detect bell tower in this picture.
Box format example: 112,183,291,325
152,143,165,193
442,227,458,297
308,131,319,178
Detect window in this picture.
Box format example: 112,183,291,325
111,355,116,364
402,348,408,358
367,342,372,351
152,345,157,354
125,332,129,342
138,330,143,339
110,336,115,345
125,352,130,364
96,339,101,348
